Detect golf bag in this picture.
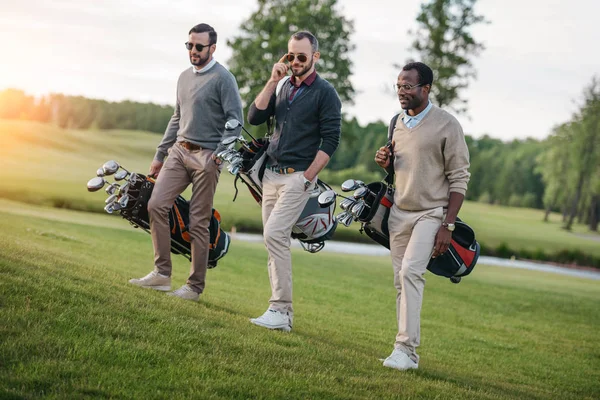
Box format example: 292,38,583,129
220,137,337,253
349,180,480,283
114,173,229,268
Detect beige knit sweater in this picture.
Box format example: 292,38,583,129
391,104,470,211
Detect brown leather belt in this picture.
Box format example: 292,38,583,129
178,141,202,151
267,165,295,174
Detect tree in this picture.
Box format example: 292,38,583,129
227,0,355,109
563,78,600,231
404,0,488,113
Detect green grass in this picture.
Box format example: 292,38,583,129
1,201,599,399
1,118,599,260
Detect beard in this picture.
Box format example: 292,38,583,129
399,95,423,111
291,57,314,77
189,53,210,67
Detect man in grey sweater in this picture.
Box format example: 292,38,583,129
247,31,342,331
128,23,243,301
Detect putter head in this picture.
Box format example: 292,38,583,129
225,119,242,131
102,160,119,176
87,177,106,192
318,190,337,207
96,168,105,177
114,169,129,181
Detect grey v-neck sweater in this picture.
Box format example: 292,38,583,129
391,104,470,211
154,62,243,162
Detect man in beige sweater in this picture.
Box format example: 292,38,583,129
375,62,470,370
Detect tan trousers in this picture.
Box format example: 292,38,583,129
388,205,445,363
148,143,221,293
261,169,313,315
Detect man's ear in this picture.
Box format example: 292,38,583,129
313,51,320,62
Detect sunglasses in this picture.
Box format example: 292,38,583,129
185,42,212,52
286,53,309,63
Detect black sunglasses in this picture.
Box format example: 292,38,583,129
286,53,309,63
185,42,212,52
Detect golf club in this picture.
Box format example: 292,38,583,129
87,177,106,192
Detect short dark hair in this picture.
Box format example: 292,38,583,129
290,31,319,52
189,23,217,45
402,62,433,86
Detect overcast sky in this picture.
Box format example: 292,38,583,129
1,0,598,141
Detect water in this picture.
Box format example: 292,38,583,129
232,233,600,281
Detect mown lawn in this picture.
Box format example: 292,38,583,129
0,201,599,399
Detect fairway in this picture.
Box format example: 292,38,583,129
1,200,599,399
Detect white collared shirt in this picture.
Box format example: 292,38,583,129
403,101,433,128
191,58,217,74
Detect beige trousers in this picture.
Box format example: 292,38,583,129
261,169,313,315
388,205,444,363
148,143,221,293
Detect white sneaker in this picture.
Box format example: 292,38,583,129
250,309,292,332
383,349,418,371
167,285,199,302
128,270,171,291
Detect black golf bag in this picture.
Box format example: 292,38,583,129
118,173,230,268
220,137,337,253
351,180,480,283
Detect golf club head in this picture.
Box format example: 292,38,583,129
225,119,242,131
96,168,105,177
318,190,337,207
120,182,130,195
222,135,241,146
105,183,119,195
112,202,123,211
342,213,354,227
87,177,106,192
353,186,370,199
114,169,129,181
340,198,355,211
119,194,129,208
351,201,365,217
341,179,364,192
104,203,115,214
102,160,119,176
105,193,118,204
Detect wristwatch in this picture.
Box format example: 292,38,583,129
302,176,312,190
442,221,456,232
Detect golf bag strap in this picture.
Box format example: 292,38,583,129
384,113,401,185
232,175,240,202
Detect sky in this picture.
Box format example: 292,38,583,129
0,0,599,141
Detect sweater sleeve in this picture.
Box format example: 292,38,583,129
154,78,181,162
443,119,471,195
247,93,276,126
214,72,244,155
317,85,342,157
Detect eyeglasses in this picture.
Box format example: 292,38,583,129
394,83,425,92
286,53,309,63
185,42,212,52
